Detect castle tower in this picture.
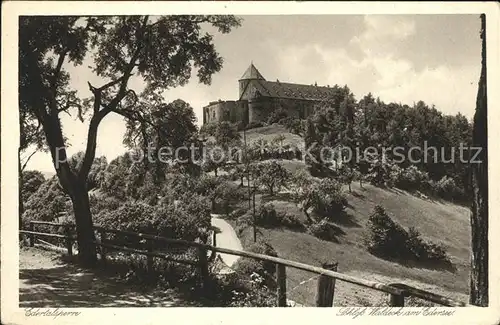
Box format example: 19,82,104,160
238,62,265,99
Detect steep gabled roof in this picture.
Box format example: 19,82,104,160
240,63,266,80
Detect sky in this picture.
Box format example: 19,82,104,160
25,14,482,173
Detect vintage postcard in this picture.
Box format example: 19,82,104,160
1,1,499,325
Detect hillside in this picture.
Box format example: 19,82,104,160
242,124,304,150
236,180,470,306
232,126,471,306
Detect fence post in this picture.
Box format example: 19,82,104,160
29,222,35,247
388,283,406,307
64,225,72,256
198,246,209,290
100,230,107,263
147,239,154,274
276,263,287,307
315,262,338,307
209,230,217,261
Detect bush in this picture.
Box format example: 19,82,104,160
22,177,70,225
406,227,450,263
364,205,411,259
21,170,45,203
252,203,303,230
307,219,338,241
364,205,452,265
235,213,253,235
233,240,278,289
390,165,429,191
229,207,248,220
312,178,348,219
209,269,276,307
254,203,280,227
291,172,348,222
96,194,211,246
429,175,466,202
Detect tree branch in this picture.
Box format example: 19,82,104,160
20,150,37,172
77,15,150,181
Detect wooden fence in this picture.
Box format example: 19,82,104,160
20,221,470,307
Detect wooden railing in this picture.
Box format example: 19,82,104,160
20,221,470,307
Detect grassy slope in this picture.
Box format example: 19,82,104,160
242,124,304,150
234,126,471,306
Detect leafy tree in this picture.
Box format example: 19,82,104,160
290,169,316,223
22,176,69,224
123,99,199,181
202,121,242,175
292,174,347,222
20,170,45,204
214,121,242,148
337,164,355,192
254,161,290,196
19,15,241,265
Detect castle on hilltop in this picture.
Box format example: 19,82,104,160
203,63,340,126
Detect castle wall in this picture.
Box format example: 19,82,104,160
248,98,271,123
203,102,224,124
203,100,249,125
248,97,317,123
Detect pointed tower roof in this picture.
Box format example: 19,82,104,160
239,62,265,80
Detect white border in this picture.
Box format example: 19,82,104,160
2,2,499,325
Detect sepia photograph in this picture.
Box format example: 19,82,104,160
2,2,499,325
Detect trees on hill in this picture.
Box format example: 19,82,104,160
253,161,290,196
296,83,472,200
20,170,46,205
19,15,241,266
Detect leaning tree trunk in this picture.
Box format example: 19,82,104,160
470,13,488,307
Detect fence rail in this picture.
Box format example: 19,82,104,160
20,220,470,307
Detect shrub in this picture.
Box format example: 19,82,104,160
229,207,248,220
22,177,69,225
21,170,45,203
405,227,450,263
90,194,123,217
252,203,303,230
311,178,348,219
209,269,276,307
254,203,280,227
364,205,411,259
291,172,348,222
96,194,211,247
307,219,338,241
364,205,452,265
429,175,466,202
233,240,278,289
366,159,393,186
390,165,429,191
235,213,253,235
